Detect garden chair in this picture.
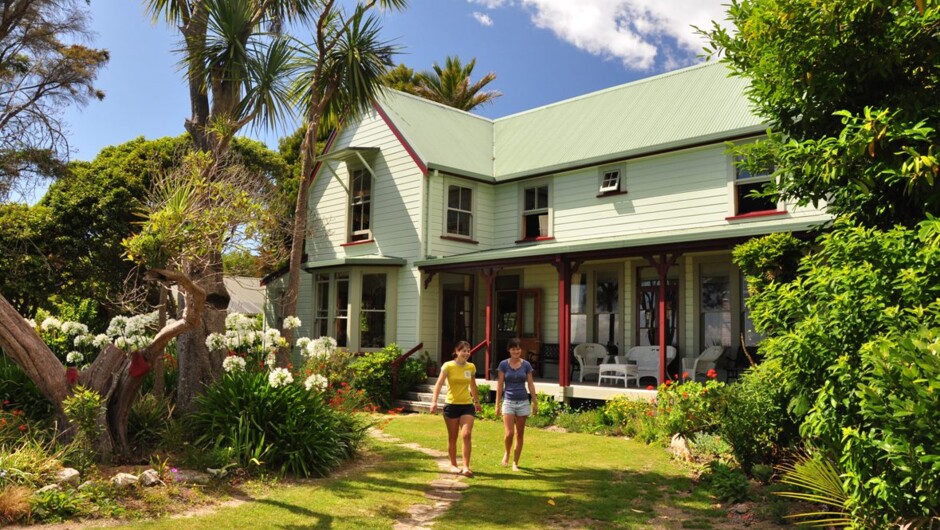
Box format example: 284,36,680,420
688,345,724,382
573,343,607,382
627,345,677,387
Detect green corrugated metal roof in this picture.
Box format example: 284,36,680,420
493,62,763,178
376,90,495,179
415,217,825,269
375,62,764,180
302,255,407,271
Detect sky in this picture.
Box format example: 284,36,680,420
59,0,732,165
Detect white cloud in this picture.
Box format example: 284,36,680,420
513,0,729,70
472,11,494,26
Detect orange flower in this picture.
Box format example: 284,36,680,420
706,368,718,379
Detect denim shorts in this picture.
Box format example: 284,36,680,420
501,399,531,417
443,404,476,419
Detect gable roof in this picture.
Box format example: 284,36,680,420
374,61,763,181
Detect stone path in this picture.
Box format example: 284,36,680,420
368,428,469,530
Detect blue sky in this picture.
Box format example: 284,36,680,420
61,0,731,163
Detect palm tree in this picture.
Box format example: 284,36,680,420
280,1,404,348
381,63,418,93
144,0,300,412
412,55,501,111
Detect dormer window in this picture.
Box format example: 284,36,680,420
599,166,624,194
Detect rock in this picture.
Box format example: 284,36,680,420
36,484,60,494
78,480,96,490
172,469,211,485
55,467,81,487
139,469,164,487
111,472,139,488
670,434,692,461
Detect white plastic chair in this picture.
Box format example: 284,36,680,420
573,343,607,382
629,345,677,387
690,346,724,382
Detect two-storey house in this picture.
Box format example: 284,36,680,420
265,62,830,399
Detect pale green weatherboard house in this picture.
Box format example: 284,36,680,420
264,61,830,401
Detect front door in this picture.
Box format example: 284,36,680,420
441,289,473,366
494,288,541,376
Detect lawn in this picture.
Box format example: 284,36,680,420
64,413,782,530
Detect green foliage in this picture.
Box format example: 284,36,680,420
476,382,491,402
61,387,104,473
553,408,605,434
775,453,852,528
719,360,799,471
30,488,84,523
189,370,366,478
654,378,728,439
732,232,805,294
349,345,425,409
688,433,734,465
0,439,62,488
701,0,940,228
602,395,656,439
0,355,53,423
703,461,751,504
127,394,173,456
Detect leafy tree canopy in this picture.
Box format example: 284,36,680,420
702,0,940,228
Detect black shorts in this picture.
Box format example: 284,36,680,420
443,404,476,419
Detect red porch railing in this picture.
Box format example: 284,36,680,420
390,342,423,405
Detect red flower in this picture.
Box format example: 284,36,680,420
18,424,26,431
682,392,689,399
646,385,655,390
706,368,718,379
2,400,9,406
682,371,689,379
1,418,6,426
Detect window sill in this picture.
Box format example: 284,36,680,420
341,239,375,247
515,236,555,244
725,210,787,221
440,235,479,244
596,189,628,198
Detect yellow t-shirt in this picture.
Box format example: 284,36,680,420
441,360,476,405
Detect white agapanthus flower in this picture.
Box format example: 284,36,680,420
305,336,337,360
206,333,227,351
25,318,37,328
74,334,94,348
263,328,282,346
107,316,128,336
114,336,128,350
264,353,277,369
40,317,61,332
304,374,328,392
92,334,111,348
268,367,293,388
296,337,311,350
60,321,89,336
66,351,84,364
225,312,255,331
283,316,302,329
222,355,247,373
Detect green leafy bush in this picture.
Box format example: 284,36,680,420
0,439,62,488
602,396,656,439
350,344,425,408
554,408,606,434
127,394,173,456
654,377,728,439
719,359,798,471
526,392,566,428
189,370,366,477
703,461,750,504
688,432,734,465
61,387,104,473
0,355,54,423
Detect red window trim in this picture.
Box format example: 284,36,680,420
440,235,479,244
341,239,375,247
725,210,787,221
515,236,556,244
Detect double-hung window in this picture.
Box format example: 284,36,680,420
733,158,778,215
446,184,473,238
359,273,387,348
313,272,349,348
522,183,550,239
349,168,372,242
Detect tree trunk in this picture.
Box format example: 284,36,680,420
0,269,206,459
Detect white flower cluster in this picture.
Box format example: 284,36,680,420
304,374,328,392
304,336,337,361
60,321,89,336
222,355,247,373
66,351,84,364
40,317,61,332
225,312,256,331
283,316,302,329
104,312,159,351
268,368,293,388
24,317,37,328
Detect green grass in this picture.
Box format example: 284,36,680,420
381,414,727,529
85,413,740,529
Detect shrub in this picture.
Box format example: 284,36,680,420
189,370,367,478
602,396,656,438
527,392,566,428
128,394,173,456
719,359,799,471
654,377,728,439
0,484,31,525
61,387,104,473
703,461,750,504
31,488,84,523
554,408,605,434
688,432,734,465
350,345,425,408
0,355,54,424
0,439,61,488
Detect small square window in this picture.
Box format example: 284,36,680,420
599,168,622,193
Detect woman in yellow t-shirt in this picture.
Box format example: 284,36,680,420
430,340,481,476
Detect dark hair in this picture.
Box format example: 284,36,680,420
507,338,522,350
452,341,471,358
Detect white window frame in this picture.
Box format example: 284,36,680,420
311,269,397,352
520,180,552,240
598,164,625,193
445,181,474,238
731,156,779,216
348,167,372,242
